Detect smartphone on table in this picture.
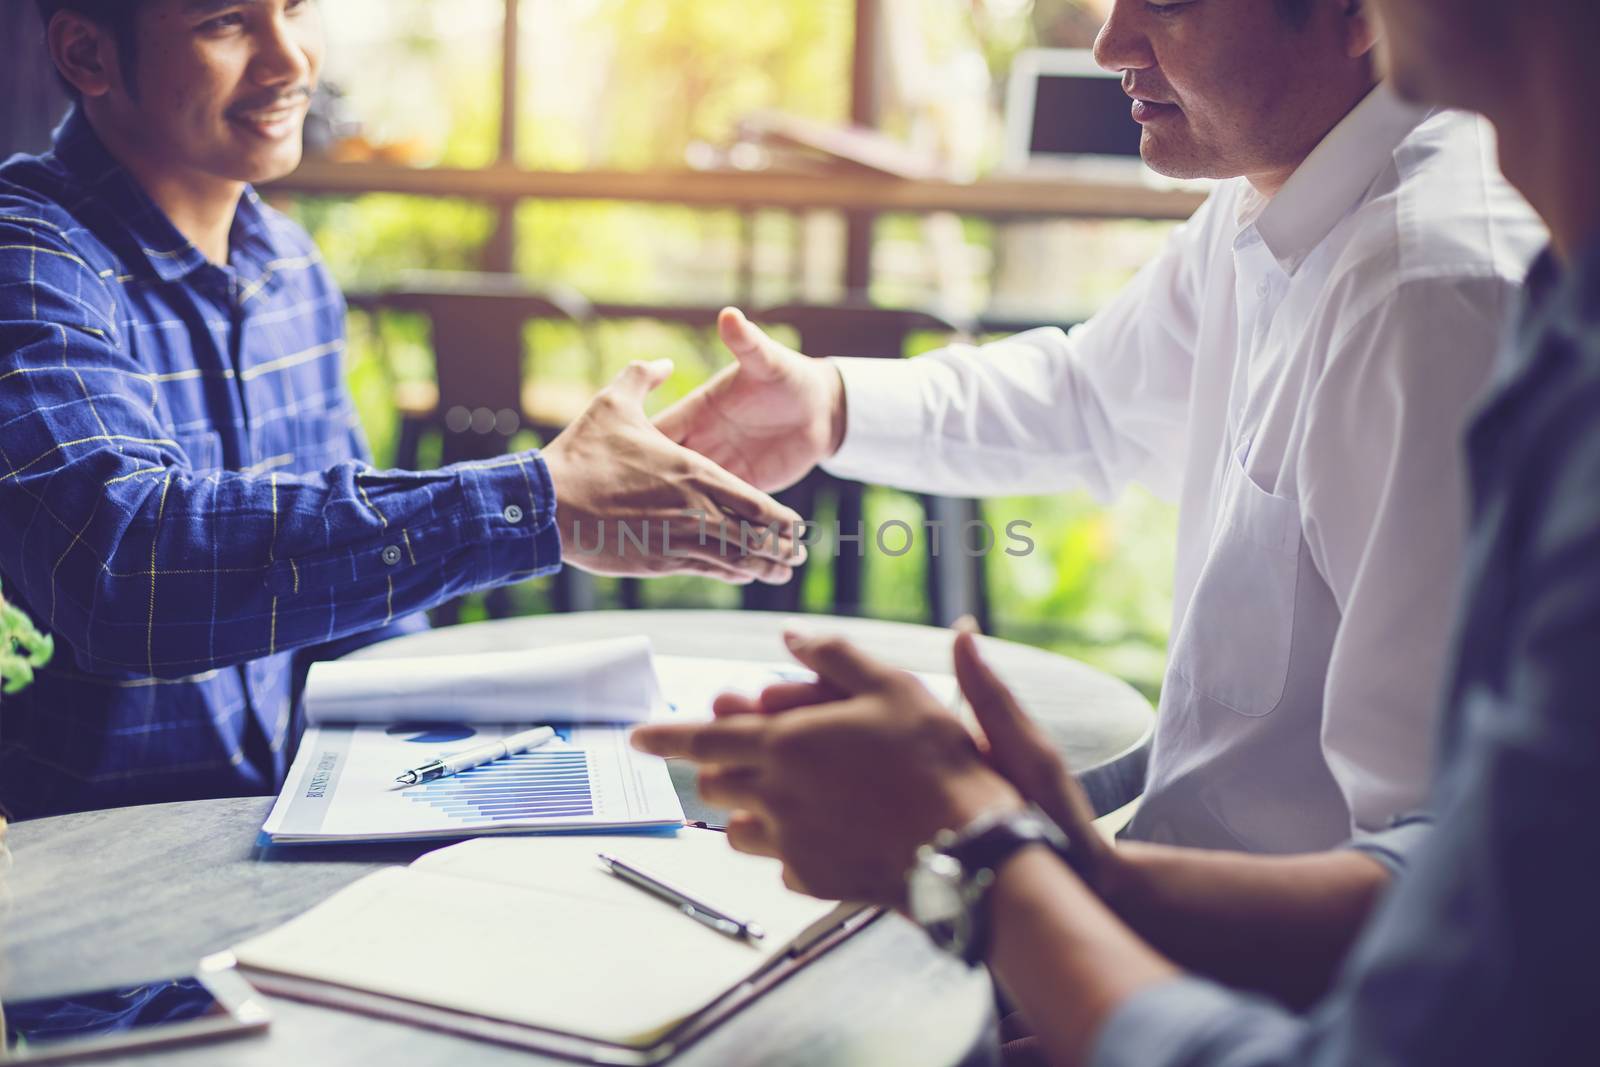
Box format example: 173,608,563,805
2,955,269,1063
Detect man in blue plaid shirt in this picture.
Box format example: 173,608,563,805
0,0,801,819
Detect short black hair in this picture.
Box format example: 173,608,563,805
35,0,146,100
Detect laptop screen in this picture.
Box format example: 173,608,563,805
1029,70,1144,159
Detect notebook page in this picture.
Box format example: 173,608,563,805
410,828,841,948
232,831,849,1046
235,864,782,1046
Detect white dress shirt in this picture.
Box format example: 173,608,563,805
823,85,1546,852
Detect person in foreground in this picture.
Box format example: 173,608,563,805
659,0,1543,1012
635,1,1600,1062
0,0,800,820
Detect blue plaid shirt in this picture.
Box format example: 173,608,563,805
0,109,562,820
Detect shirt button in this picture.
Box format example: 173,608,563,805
503,504,524,525
1256,280,1270,298
381,545,403,566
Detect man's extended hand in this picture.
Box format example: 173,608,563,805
653,308,846,492
631,631,1022,906
541,359,806,584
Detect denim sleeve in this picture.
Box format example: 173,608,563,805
1090,978,1309,1067
1346,811,1434,877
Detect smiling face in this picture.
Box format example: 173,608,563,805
1092,0,1376,191
90,0,324,188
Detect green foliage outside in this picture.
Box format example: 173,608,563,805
287,0,1177,699
0,581,53,695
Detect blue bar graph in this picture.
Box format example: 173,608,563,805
404,749,594,823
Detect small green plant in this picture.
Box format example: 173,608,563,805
0,580,52,695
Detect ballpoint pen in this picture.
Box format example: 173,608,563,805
394,725,556,786
597,852,767,943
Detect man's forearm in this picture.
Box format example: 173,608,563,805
1098,843,1389,1007
987,847,1178,1067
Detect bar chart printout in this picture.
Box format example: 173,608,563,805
261,723,683,843
405,748,595,823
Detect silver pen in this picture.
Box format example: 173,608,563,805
597,852,766,943
394,725,556,786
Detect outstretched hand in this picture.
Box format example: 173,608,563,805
541,359,806,584
653,308,847,493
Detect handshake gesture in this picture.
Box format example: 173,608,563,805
542,309,848,585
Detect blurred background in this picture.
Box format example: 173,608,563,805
1,0,1206,701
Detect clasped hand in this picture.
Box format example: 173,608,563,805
542,358,806,584
632,630,1115,908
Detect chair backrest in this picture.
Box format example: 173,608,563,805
752,301,971,361
384,272,593,462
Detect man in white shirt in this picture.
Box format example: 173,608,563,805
660,0,1543,859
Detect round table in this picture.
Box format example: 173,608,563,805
349,611,1155,822
1,611,1153,1067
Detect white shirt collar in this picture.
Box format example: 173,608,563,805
1240,83,1431,274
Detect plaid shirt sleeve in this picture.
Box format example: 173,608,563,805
0,215,562,679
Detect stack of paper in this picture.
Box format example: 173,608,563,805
302,636,661,725
263,636,680,845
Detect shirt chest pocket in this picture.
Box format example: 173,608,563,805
1168,443,1303,717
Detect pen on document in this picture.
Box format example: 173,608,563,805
597,852,767,943
394,725,556,786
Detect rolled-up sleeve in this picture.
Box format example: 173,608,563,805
1345,811,1434,877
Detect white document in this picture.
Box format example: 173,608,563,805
304,636,659,725
653,654,960,721
232,829,860,1048
260,722,683,844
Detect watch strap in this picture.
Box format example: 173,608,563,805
941,809,1073,965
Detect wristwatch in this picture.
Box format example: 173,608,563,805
906,808,1075,966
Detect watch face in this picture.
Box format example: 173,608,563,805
908,852,970,954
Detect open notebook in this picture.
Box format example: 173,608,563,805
230,830,874,1062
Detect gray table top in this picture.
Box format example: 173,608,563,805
0,610,1153,1067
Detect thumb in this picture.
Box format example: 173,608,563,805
781,629,900,697
718,308,794,381
953,632,1093,835
608,359,674,406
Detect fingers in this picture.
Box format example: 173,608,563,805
757,680,836,714
954,631,1040,774
724,811,779,858
631,717,770,766
696,765,766,811
953,632,1086,828
780,865,813,896
695,469,807,565
712,692,762,717
782,630,902,697
607,359,674,406
718,308,799,380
